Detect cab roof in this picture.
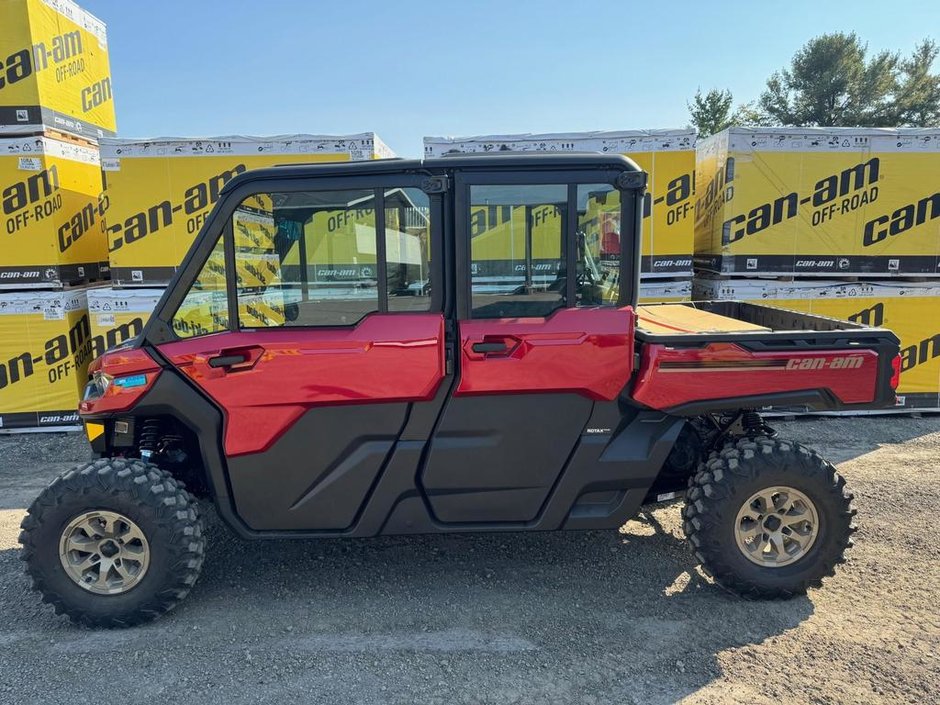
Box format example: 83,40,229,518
220,152,642,196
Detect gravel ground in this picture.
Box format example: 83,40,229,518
1,417,938,704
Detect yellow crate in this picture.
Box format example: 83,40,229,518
695,128,940,276
694,278,940,408
424,131,695,277
0,287,91,429
0,0,115,138
102,134,394,286
0,134,106,286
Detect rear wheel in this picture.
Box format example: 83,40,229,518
682,436,856,598
19,458,205,627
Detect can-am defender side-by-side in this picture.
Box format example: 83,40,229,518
19,154,900,626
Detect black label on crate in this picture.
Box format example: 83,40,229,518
110,265,178,287
0,263,99,287
0,409,80,430
695,254,940,276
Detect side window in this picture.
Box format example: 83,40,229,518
469,184,567,318
576,184,621,306
172,233,229,338
385,187,431,311
232,187,433,328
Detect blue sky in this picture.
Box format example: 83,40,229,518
81,0,939,156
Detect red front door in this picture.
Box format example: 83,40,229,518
158,314,446,457
156,178,445,531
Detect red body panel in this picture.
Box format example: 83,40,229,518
456,307,635,401
157,313,446,456
632,342,880,411
80,348,162,415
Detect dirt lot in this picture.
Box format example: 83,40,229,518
0,417,938,704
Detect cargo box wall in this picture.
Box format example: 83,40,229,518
0,135,106,287
0,0,115,138
694,278,940,408
695,128,940,277
424,130,696,277
0,288,91,429
101,134,394,286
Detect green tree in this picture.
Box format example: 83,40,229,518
688,88,734,137
759,32,940,127
688,89,770,137
893,39,940,126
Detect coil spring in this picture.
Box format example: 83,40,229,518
138,419,161,454
741,409,776,438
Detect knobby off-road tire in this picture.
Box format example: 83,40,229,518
19,458,205,627
682,436,856,599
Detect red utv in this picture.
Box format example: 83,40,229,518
19,154,900,626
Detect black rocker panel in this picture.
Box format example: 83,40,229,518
420,394,593,523
226,403,409,531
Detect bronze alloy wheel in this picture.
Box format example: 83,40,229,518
733,486,820,568
58,510,151,595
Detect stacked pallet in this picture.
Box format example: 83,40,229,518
423,130,696,304
694,127,940,410
0,0,115,431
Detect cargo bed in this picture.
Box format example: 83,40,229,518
632,301,901,415
636,300,884,343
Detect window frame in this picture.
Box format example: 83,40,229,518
159,175,443,339
454,168,635,321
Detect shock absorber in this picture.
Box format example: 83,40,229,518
742,410,776,438
138,419,161,461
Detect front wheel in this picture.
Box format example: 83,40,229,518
19,458,205,627
682,437,856,598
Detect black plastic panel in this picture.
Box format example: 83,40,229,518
226,403,409,531
420,394,592,523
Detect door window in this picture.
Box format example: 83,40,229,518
171,233,229,338
385,187,432,311
469,184,567,318
230,187,432,328
576,184,622,306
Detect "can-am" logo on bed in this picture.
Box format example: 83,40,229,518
785,356,865,371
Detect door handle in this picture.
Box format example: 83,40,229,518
472,341,508,353
207,353,249,368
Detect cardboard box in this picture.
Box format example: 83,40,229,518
87,286,159,356
0,134,107,287
102,134,395,286
424,130,696,277
0,0,115,138
0,287,91,429
695,127,940,276
87,285,301,352
693,278,940,408
639,278,692,304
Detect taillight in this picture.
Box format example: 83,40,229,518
890,354,902,390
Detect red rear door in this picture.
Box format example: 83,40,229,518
419,176,636,524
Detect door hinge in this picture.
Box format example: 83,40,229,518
421,176,448,194
616,171,648,191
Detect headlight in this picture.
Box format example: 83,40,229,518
96,371,114,392
84,371,114,399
